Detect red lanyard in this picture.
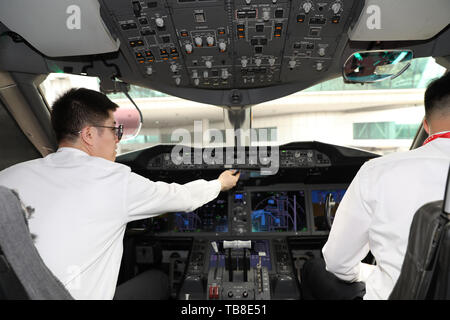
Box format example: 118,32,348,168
423,132,450,146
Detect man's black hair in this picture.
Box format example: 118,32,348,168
51,88,118,143
424,72,450,120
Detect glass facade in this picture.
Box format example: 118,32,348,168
353,122,421,140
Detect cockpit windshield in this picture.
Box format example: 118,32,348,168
39,56,446,156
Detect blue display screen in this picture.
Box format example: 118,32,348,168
311,189,347,232
150,193,228,233
251,190,307,233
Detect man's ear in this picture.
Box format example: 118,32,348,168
423,118,430,135
79,126,95,146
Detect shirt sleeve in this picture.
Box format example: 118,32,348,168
322,162,374,283
125,172,222,222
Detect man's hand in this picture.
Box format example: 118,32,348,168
218,170,240,191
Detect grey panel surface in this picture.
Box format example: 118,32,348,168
0,0,120,57
349,0,450,41
0,99,41,171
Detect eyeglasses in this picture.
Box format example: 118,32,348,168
75,124,124,140
93,124,124,141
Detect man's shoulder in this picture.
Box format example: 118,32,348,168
84,155,130,172
0,152,131,179
0,158,42,175
363,145,437,170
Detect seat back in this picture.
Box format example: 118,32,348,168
389,165,450,300
0,186,73,300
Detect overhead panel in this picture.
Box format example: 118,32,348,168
103,0,362,90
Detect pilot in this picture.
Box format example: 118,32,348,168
301,71,450,300
0,88,240,300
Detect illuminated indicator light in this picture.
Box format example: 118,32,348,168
214,286,219,299
237,11,246,19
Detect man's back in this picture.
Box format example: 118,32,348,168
323,138,450,299
0,147,222,299
0,147,131,299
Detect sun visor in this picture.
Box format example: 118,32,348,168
0,0,120,57
348,0,450,41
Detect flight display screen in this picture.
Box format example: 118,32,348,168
251,190,307,233
150,193,228,233
311,189,347,232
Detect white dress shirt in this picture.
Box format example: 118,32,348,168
322,137,450,299
0,147,221,299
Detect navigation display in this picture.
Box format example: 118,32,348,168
311,189,347,232
150,193,228,233
251,190,307,233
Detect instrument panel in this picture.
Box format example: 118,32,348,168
141,183,348,236
118,141,377,300
122,141,377,237
146,148,331,170
98,0,365,106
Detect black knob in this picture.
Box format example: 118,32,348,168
242,291,248,298
228,291,233,298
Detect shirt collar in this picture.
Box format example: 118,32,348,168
57,147,90,156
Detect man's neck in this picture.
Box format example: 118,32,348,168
429,129,450,136
427,117,450,136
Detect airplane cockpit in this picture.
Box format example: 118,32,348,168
119,142,376,299
0,0,449,301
